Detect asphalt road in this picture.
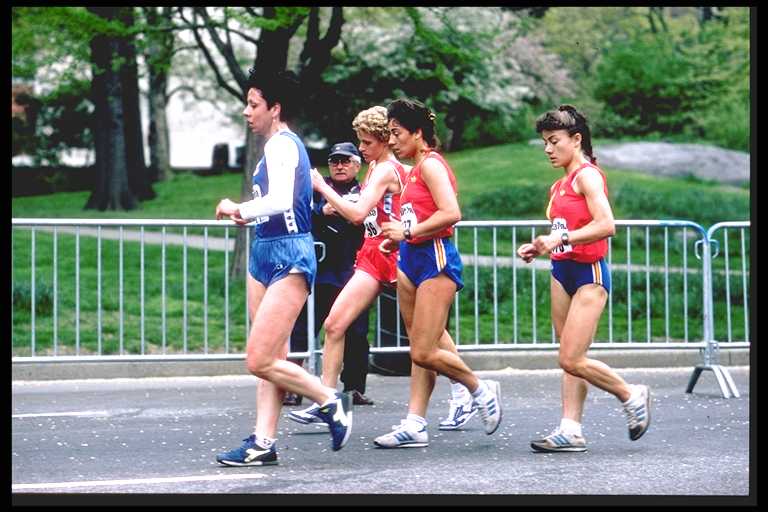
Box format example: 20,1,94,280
12,366,752,505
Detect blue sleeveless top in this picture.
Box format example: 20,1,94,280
250,130,313,239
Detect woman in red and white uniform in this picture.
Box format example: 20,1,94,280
375,98,503,449
288,106,409,423
517,105,651,453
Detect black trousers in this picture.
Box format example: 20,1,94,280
289,283,371,394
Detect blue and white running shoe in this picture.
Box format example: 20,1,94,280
311,392,352,451
530,429,587,452
287,403,328,426
473,379,502,435
216,435,278,466
439,396,478,430
373,420,429,448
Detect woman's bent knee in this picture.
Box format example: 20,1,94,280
323,318,345,341
246,356,273,378
410,348,435,368
559,356,586,376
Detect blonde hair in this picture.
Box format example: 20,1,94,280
352,106,390,142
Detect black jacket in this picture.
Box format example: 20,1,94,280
312,176,365,287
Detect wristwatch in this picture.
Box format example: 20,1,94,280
561,231,570,246
404,228,413,240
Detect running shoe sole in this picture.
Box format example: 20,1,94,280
218,459,278,466
530,443,587,453
373,440,429,449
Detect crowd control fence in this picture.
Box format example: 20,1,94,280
12,218,749,397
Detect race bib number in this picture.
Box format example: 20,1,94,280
550,217,572,254
400,202,418,232
363,207,380,237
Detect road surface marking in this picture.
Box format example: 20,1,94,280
13,473,268,491
13,410,110,419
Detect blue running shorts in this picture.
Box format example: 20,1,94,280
249,232,317,290
398,237,464,291
551,258,611,297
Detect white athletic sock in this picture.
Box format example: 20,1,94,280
622,385,643,407
450,380,470,401
320,388,339,406
559,418,582,437
470,380,490,402
405,413,427,429
254,434,276,449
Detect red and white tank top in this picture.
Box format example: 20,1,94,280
399,151,458,244
362,158,408,240
546,162,609,263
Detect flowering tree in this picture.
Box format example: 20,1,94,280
314,7,574,150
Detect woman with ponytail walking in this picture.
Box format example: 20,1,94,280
517,105,651,453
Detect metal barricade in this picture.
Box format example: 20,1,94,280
10,218,322,367
12,218,749,399
685,221,750,398
371,219,712,352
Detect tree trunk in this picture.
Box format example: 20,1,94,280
85,7,136,211
229,128,265,281
148,72,171,182
227,6,297,280
118,7,155,201
144,6,173,182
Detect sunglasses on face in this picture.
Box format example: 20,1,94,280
328,156,352,165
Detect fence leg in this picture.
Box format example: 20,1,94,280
685,366,704,394
686,343,740,398
689,230,742,399
307,281,317,377
717,365,741,398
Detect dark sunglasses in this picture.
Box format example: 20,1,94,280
328,156,352,165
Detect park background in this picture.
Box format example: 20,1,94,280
11,6,751,358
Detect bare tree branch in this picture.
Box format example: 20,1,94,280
170,44,199,57
244,7,260,19
224,8,233,52
177,7,243,102
300,7,319,65
166,84,232,118
299,6,343,82
195,7,248,89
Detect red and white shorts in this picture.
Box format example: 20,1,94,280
354,237,398,286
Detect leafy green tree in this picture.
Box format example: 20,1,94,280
175,6,341,278
318,7,573,150
12,7,156,209
534,6,749,150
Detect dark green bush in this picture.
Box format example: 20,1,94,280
463,182,550,220
12,280,53,315
610,181,749,226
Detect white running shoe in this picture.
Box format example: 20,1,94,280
530,428,587,453
439,396,478,430
473,380,502,435
623,385,651,441
373,420,429,448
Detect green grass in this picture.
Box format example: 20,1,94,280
12,142,750,354
12,143,749,224
12,229,249,356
